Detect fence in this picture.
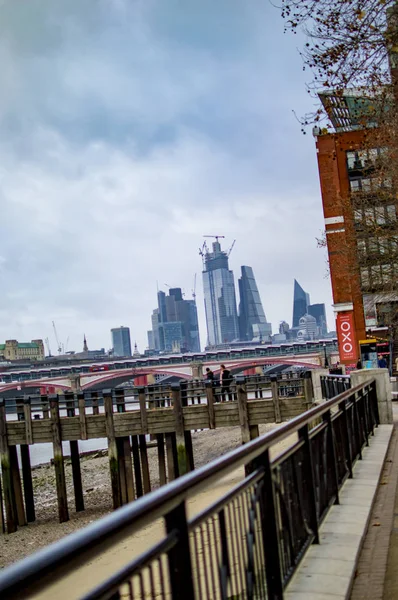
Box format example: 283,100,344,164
0,374,312,534
320,374,351,400
0,379,379,599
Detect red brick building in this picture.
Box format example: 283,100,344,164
314,91,398,368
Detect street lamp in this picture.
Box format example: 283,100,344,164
323,343,329,368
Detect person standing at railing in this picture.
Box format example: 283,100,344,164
220,364,233,402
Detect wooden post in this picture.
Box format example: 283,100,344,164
205,382,216,429
131,436,143,497
271,375,282,424
303,371,314,407
116,438,128,505
104,390,121,510
184,430,195,471
139,435,151,494
65,392,84,513
9,446,26,526
49,395,69,523
156,433,167,486
20,444,35,522
236,377,251,445
171,384,190,476
0,400,17,533
123,437,135,502
19,397,35,522
77,392,87,440
138,388,148,433
91,391,99,415
165,432,178,481
115,389,134,504
0,472,4,533
41,393,49,420
23,397,33,444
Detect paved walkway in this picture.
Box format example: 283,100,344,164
350,404,398,600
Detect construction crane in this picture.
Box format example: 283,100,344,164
192,273,197,302
204,235,225,243
227,239,236,257
52,321,63,355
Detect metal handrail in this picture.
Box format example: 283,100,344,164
0,381,376,599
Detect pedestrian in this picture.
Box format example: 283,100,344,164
356,358,362,370
378,355,388,369
205,367,214,382
220,364,233,402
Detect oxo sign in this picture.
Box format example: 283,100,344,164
336,312,358,362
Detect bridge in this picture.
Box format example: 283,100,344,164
0,339,339,394
0,367,394,599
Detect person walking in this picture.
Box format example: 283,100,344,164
205,367,214,382
378,355,388,369
220,364,233,402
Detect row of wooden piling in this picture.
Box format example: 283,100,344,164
0,376,313,534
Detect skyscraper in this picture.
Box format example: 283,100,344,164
238,266,272,341
308,303,328,337
202,240,239,346
292,280,310,328
148,287,200,353
111,326,132,357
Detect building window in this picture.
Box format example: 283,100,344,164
360,268,370,288
375,206,386,225
387,205,397,222
350,179,360,192
369,238,378,253
371,265,382,286
357,239,366,256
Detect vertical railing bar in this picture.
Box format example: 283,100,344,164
256,449,284,599
340,399,353,479
299,424,319,544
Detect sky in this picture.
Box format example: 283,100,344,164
0,0,333,354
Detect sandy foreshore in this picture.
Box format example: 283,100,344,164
0,422,295,573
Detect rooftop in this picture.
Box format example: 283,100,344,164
318,89,387,132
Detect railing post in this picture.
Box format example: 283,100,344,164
0,399,17,533
303,371,314,407
236,377,251,444
205,381,216,429
256,449,284,599
298,425,319,543
165,502,195,600
270,375,281,423
339,399,353,479
171,384,190,476
323,409,340,505
49,395,69,523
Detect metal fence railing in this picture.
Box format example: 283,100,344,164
0,380,379,600
320,374,351,400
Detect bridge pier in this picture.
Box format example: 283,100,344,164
190,361,203,380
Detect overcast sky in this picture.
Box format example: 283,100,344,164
0,0,333,354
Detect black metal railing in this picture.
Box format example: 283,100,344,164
0,380,379,600
320,374,351,400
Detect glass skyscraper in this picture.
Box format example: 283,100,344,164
238,266,272,341
202,241,239,346
148,288,200,353
111,326,132,357
292,279,310,328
